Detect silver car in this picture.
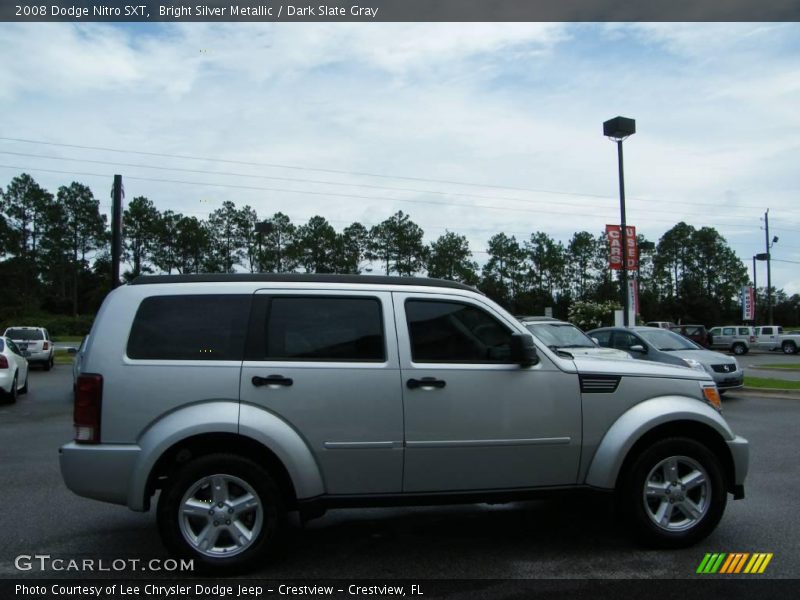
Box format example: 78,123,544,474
589,327,744,392
60,274,748,573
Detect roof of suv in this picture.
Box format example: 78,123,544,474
130,273,478,292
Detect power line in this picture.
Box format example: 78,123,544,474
4,163,800,235
2,135,794,215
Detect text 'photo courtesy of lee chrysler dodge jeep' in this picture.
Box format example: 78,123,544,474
60,274,749,573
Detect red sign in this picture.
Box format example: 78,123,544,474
606,224,638,271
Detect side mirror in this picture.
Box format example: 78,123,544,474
591,337,600,345
629,344,647,354
67,347,78,355
510,333,539,367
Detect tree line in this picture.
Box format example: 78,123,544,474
2,172,798,327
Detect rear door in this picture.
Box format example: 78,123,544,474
756,326,778,350
394,292,582,493
240,290,403,495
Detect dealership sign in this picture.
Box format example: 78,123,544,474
741,286,755,321
606,225,638,270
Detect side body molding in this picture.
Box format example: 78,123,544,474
584,396,736,491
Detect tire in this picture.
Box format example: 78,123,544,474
782,341,797,355
157,453,287,574
731,343,746,356
2,374,18,404
19,372,28,395
43,356,53,371
618,437,727,548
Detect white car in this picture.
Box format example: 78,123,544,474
521,318,632,360
1,336,30,403
3,326,54,370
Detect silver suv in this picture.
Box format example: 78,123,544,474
60,274,748,572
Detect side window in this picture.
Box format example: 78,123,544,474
592,331,612,347
7,339,20,355
612,331,641,351
127,295,250,360
254,296,385,362
723,327,735,336
405,300,513,363
738,328,750,336
710,328,720,336
762,327,773,335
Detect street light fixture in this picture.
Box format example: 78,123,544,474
603,116,636,326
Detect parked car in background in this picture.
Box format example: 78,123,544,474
521,318,632,359
588,326,744,392
754,326,800,354
708,326,755,356
3,326,54,370
60,274,748,572
645,321,677,329
0,336,30,403
669,324,712,348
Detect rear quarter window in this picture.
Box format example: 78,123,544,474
127,295,251,360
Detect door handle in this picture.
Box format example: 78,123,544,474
407,377,446,390
252,375,293,387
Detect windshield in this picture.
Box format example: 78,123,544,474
638,329,699,351
525,323,596,348
5,328,44,341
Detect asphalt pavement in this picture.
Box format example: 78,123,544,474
1,366,798,580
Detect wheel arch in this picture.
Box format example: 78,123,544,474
584,396,737,496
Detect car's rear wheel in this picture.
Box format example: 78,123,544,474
43,356,53,371
731,343,746,356
619,437,726,548
157,453,286,573
782,341,797,355
2,374,18,404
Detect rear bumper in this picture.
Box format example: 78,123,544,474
26,350,52,363
0,371,13,393
726,435,749,499
59,442,141,508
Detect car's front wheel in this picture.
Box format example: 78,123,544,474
157,454,286,573
620,437,727,548
731,343,746,356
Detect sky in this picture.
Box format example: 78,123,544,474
1,22,799,292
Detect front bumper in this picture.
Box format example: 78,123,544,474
726,435,749,499
713,369,744,390
59,442,141,507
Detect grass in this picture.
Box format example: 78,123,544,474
756,363,800,370
744,376,800,390
52,335,84,343
53,349,75,365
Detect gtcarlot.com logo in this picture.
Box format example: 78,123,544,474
696,552,773,574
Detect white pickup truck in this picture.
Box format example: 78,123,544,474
754,326,800,354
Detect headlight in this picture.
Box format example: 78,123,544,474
682,358,707,372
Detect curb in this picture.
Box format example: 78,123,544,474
747,365,800,371
735,387,800,399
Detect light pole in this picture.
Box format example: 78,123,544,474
603,116,636,326
763,210,778,325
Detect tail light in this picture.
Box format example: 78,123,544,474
74,374,103,444
43,341,49,350
0,355,8,369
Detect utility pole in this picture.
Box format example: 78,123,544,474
111,175,123,289
765,209,773,325
752,256,757,324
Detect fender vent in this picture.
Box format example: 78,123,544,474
580,375,621,394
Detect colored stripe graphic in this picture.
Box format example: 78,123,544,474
701,552,772,574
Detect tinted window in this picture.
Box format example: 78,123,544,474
738,328,751,335
0,339,4,352
612,331,642,351
127,295,250,360
592,330,612,346
406,300,513,363
258,296,384,361
638,329,697,350
5,328,44,340
723,327,735,335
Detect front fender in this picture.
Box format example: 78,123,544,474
584,395,735,490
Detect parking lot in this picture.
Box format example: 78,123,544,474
1,365,799,580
